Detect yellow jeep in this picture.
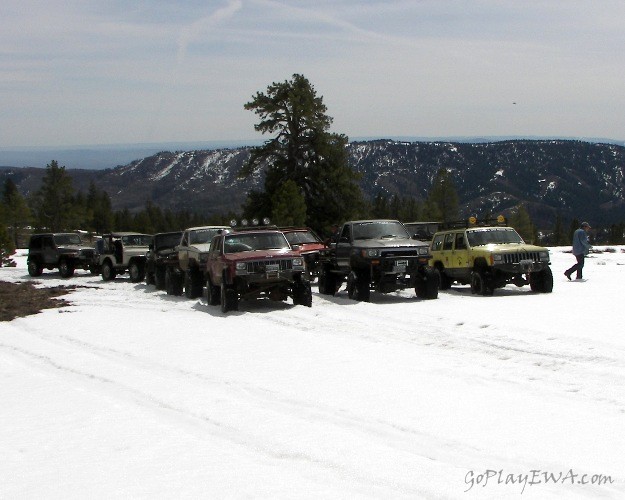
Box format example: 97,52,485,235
429,222,552,295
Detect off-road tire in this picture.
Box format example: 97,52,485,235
471,270,493,296
101,260,116,281
27,259,43,277
438,267,452,290
155,267,166,290
184,268,203,299
347,270,370,302
318,266,338,295
415,267,440,299
293,281,313,307
220,282,238,313
165,267,183,296
530,267,554,293
129,261,144,283
58,259,75,278
206,276,220,306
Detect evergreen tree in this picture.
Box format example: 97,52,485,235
552,213,568,246
32,160,81,231
241,74,364,234
424,168,459,222
2,178,31,247
508,204,536,243
86,182,113,234
271,180,307,226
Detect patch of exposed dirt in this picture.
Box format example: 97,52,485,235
0,280,75,322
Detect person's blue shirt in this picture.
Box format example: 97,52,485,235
572,228,591,256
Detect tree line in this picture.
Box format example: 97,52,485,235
2,73,625,264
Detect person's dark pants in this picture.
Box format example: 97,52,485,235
566,254,585,279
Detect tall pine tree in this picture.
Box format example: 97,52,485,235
241,74,364,234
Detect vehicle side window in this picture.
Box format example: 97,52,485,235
209,237,220,254
339,225,350,242
29,237,41,250
43,236,54,249
432,234,444,251
455,232,467,250
181,232,188,246
443,233,454,250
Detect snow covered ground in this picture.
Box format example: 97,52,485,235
1,247,624,499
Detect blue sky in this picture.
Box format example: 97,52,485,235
2,0,624,148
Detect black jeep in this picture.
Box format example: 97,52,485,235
27,233,96,278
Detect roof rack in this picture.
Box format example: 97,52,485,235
440,215,507,230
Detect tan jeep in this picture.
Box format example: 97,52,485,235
429,222,552,295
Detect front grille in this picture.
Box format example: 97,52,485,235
502,252,541,264
80,249,95,259
380,249,419,258
246,259,293,273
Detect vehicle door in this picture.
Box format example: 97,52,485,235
178,231,190,270
335,224,352,269
206,236,223,285
42,235,56,265
451,231,470,279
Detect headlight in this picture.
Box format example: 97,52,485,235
539,251,550,262
199,252,209,263
492,254,503,262
292,258,304,268
235,262,247,274
418,247,429,255
361,249,380,258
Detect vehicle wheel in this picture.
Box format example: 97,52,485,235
530,267,553,293
129,261,144,283
438,268,452,290
184,268,203,299
415,267,440,299
166,268,183,296
206,276,220,306
293,281,313,307
58,259,75,278
155,267,166,290
318,266,338,295
101,261,116,281
27,259,43,277
220,282,238,313
471,271,493,296
347,270,370,302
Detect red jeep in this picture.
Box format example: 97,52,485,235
205,228,313,313
280,227,327,279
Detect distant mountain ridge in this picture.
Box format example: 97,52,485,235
2,139,624,228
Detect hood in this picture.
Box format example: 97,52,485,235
222,248,298,262
480,243,548,253
352,237,428,249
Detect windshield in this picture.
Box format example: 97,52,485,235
53,234,82,245
224,232,290,253
190,228,222,245
467,228,524,246
352,221,410,240
284,231,320,245
121,235,152,247
155,233,181,250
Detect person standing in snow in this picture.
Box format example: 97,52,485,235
564,221,592,280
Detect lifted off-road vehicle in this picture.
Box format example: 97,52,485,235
318,220,439,301
164,226,229,298
96,232,152,282
429,219,553,295
27,233,96,278
205,228,312,313
145,231,183,290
